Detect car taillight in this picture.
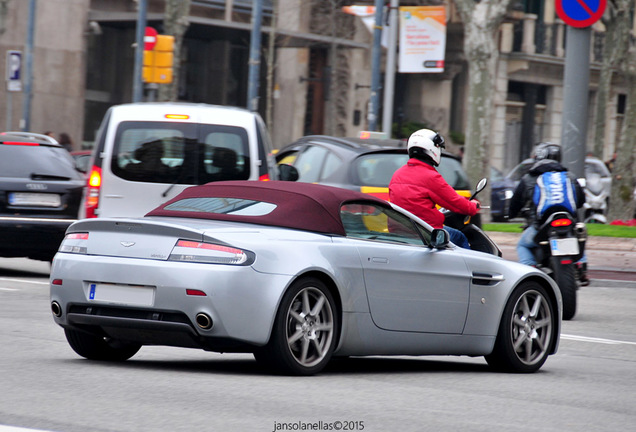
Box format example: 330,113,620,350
85,166,102,218
1,141,39,146
59,232,89,254
168,239,254,265
551,219,572,227
259,173,270,181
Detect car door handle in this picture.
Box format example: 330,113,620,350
369,257,388,264
471,272,504,286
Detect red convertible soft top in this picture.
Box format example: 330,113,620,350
146,180,388,236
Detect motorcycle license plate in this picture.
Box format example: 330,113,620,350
549,238,579,256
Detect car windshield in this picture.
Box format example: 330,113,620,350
585,159,610,177
437,156,470,189
111,121,251,184
506,160,533,183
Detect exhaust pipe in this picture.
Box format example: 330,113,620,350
51,301,62,317
195,313,213,330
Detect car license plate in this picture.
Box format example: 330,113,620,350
549,238,579,256
88,283,155,306
8,192,61,207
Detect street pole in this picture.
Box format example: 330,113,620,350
368,0,384,132
20,0,36,131
560,26,590,179
247,0,263,112
381,0,398,137
132,0,147,103
7,92,12,130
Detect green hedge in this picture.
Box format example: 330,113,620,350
484,223,636,238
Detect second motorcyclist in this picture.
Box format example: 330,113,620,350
508,142,589,284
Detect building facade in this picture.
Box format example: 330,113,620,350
0,0,628,174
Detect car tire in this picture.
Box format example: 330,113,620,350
254,277,338,376
485,281,556,373
551,258,577,320
64,328,141,361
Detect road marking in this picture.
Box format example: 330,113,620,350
0,426,56,432
0,278,48,286
562,333,636,346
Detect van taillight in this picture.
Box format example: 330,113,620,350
85,166,102,218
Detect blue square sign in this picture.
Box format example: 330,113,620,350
6,50,22,92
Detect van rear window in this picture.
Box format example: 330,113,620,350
111,121,251,184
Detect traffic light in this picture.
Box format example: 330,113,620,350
143,35,174,84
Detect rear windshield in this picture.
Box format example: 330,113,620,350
353,153,471,190
0,144,82,180
354,153,408,187
111,121,251,184
164,197,277,216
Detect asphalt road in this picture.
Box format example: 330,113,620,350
1,256,635,432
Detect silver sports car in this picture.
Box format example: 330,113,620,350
50,181,561,375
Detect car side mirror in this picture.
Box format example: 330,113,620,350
430,228,449,249
278,164,299,181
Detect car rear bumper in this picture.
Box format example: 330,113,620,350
50,253,291,349
0,216,76,260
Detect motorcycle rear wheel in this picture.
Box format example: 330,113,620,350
551,257,577,320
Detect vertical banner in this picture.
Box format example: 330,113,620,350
399,6,446,73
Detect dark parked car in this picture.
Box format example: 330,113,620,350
490,166,515,222
276,135,480,224
0,132,85,261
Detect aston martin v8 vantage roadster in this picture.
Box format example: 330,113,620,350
50,181,561,375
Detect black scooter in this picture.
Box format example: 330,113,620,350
443,178,502,257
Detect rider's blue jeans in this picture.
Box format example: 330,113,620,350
517,225,587,266
445,226,470,249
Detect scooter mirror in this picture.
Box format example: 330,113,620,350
475,178,488,193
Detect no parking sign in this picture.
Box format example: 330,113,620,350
556,0,607,28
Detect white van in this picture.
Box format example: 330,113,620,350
81,102,278,218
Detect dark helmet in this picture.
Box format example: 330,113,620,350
533,142,561,162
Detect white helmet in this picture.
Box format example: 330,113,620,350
407,129,445,166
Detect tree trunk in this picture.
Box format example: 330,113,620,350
159,0,192,102
0,0,8,35
265,0,278,128
593,0,631,158
608,43,636,222
454,0,514,209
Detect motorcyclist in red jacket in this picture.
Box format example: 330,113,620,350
389,129,480,249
